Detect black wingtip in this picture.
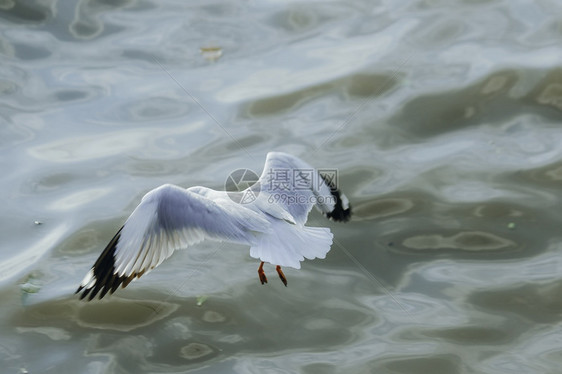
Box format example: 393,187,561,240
320,173,352,223
326,199,352,223
78,286,91,300
76,226,130,301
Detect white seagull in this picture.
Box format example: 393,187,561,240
76,152,351,300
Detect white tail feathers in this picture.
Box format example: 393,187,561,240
250,222,334,269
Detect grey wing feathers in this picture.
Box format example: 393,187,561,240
76,184,269,300
258,152,351,224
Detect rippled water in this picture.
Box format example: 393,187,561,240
2,0,562,373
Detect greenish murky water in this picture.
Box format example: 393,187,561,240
2,0,562,373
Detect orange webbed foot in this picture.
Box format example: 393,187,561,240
258,261,268,285
276,265,287,287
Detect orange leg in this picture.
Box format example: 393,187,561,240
258,261,268,284
276,265,287,287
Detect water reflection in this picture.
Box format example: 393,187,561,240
69,0,132,40
469,280,562,324
28,124,206,162
402,231,515,252
0,0,51,23
244,72,400,117
353,197,414,220
2,0,562,373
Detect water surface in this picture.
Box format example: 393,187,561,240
2,0,562,373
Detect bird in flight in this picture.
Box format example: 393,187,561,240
76,152,351,300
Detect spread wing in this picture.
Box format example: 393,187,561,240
257,151,351,225
76,184,269,300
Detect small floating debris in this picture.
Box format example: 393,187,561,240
20,278,41,295
200,46,222,62
20,274,42,304
507,222,516,230
196,295,208,307
20,282,41,294
34,220,42,225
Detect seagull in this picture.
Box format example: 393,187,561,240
76,152,351,300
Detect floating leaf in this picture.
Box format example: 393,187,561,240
20,274,42,305
200,47,222,62
20,282,41,294
196,295,208,307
